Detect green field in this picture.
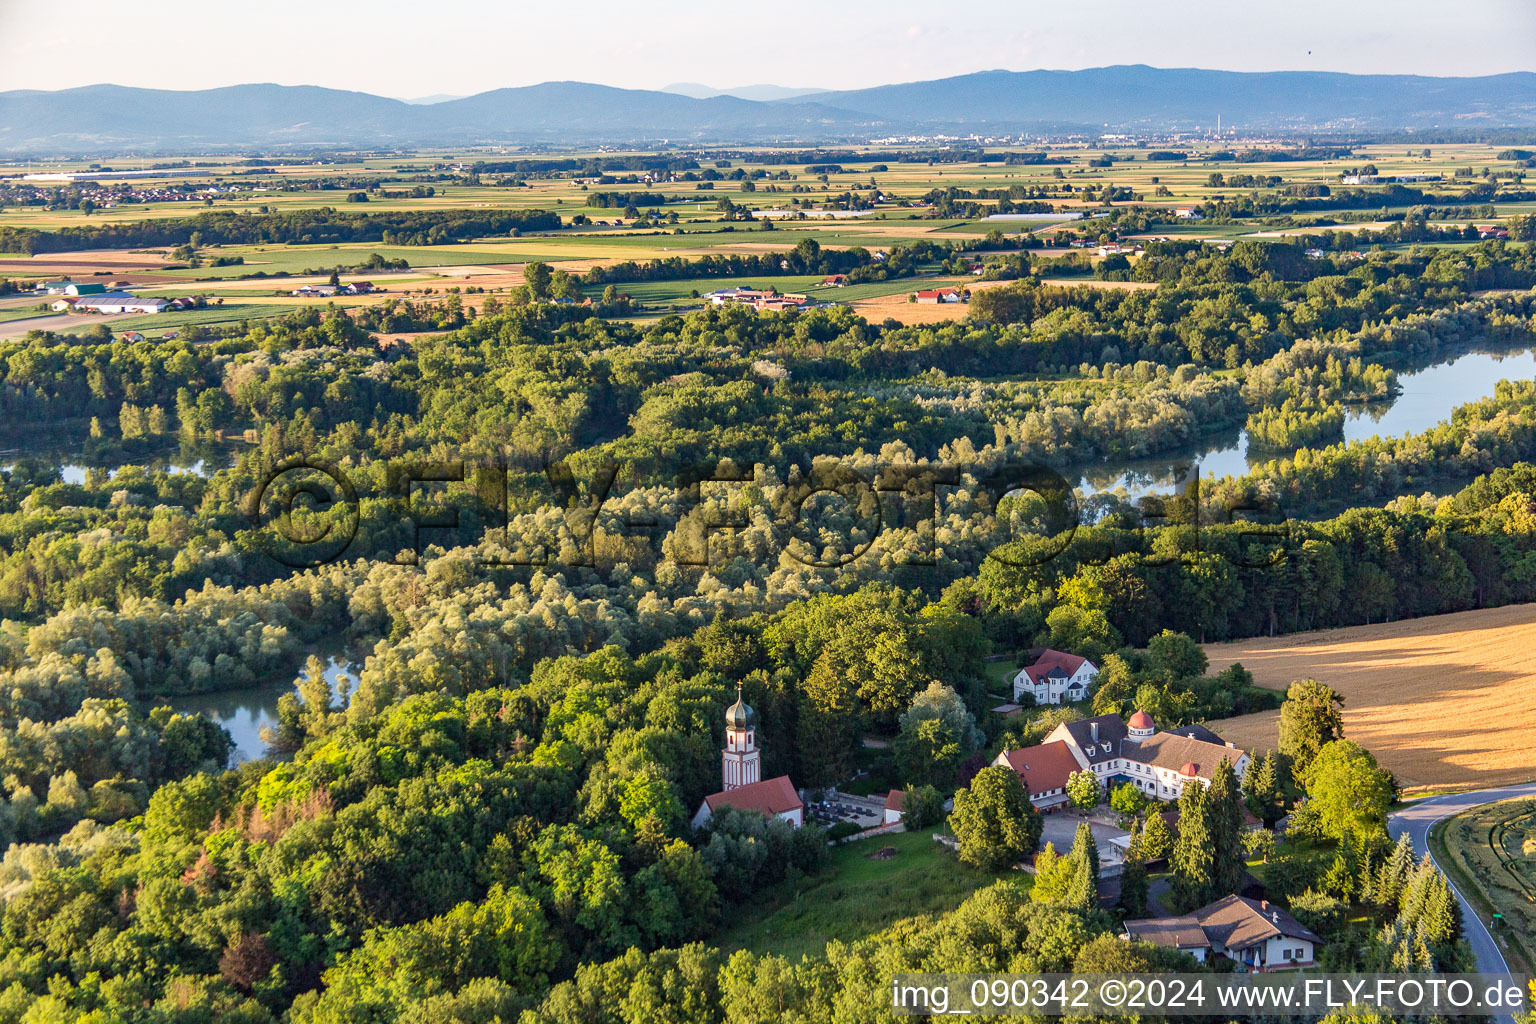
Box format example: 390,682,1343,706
715,829,1017,961
2,141,1531,323
0,306,58,324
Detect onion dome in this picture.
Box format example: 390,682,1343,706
725,688,755,729
1181,762,1200,777
1128,710,1155,731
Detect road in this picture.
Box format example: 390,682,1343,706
1387,783,1536,1024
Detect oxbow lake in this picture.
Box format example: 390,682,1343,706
6,346,1534,757
167,655,359,764
1069,347,1536,500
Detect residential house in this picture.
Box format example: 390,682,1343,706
991,739,1079,811
882,790,905,825
1012,648,1099,705
1123,896,1320,971
121,331,146,343
1174,206,1203,219
914,287,965,304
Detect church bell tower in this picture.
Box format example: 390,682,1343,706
722,684,761,791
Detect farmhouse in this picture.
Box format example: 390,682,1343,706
75,293,169,314
1340,173,1440,185
821,274,847,286
914,287,965,304
33,280,106,296
995,711,1249,806
1123,896,1320,970
691,687,803,829
991,739,1079,811
1174,206,1203,219
1012,648,1099,705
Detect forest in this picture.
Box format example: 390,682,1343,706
0,207,562,255
0,231,1532,1022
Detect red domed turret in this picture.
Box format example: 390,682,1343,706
1181,762,1200,777
1128,710,1154,730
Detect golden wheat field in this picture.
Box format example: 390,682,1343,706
1204,604,1536,794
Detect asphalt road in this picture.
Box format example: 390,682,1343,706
1387,783,1536,1024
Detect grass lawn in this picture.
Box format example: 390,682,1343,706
44,304,297,335
1430,798,1536,975
715,829,1019,961
0,306,59,324
985,659,1020,694
611,274,936,307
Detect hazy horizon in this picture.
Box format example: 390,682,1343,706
2,0,1534,96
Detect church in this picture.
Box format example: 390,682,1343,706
690,687,804,830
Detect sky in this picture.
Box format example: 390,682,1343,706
2,0,1534,96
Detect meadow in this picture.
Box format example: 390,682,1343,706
1432,797,1536,973
713,829,1016,961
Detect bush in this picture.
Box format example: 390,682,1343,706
901,785,946,829
827,821,864,844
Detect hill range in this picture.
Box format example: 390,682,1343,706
3,66,1536,153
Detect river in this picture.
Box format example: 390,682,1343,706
1069,347,1536,500
8,346,1536,756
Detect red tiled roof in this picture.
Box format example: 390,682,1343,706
884,789,906,811
703,775,802,817
1000,740,1079,798
1021,649,1090,686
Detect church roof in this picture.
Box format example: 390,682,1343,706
725,690,755,729
702,775,802,817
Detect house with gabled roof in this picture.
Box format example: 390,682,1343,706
991,739,1079,810
1123,896,1320,971
1012,648,1099,705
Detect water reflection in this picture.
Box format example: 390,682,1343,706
1071,348,1536,501
166,654,359,764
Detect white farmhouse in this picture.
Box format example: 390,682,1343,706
1011,649,1099,705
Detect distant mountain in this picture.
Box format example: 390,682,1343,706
663,82,828,102
399,93,466,105
423,82,858,141
796,66,1536,131
3,67,1536,154
0,83,418,152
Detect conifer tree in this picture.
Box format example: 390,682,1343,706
1120,826,1149,917
1208,759,1247,897
1140,809,1174,862
1170,781,1215,911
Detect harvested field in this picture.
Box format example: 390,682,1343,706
1204,604,1536,793
847,277,1013,324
